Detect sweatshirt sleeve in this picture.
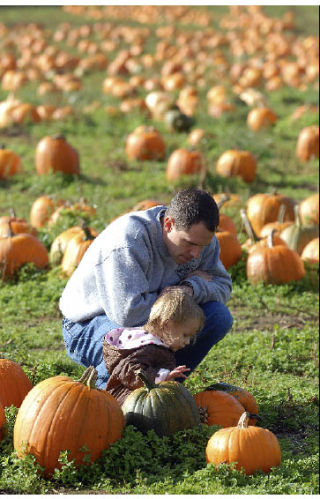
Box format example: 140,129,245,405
94,239,158,327
181,236,232,304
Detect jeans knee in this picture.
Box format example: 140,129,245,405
202,301,233,333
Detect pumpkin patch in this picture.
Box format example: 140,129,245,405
0,4,318,495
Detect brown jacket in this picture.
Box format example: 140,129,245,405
103,341,176,405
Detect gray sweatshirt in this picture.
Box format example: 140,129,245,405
59,206,232,325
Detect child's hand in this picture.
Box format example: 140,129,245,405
165,365,190,380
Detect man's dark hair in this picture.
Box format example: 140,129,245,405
165,188,219,232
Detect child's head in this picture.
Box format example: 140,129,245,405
145,288,205,351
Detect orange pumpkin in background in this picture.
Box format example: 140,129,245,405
247,107,277,131
35,135,80,175
296,125,319,162
0,358,33,408
246,192,296,237
216,231,242,269
0,221,49,280
166,148,204,182
0,145,23,179
216,150,257,183
125,126,166,161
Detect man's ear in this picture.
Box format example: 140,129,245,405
163,216,174,233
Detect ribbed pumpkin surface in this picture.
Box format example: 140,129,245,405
122,379,200,437
204,382,258,425
13,369,124,477
206,413,281,475
194,389,244,428
0,402,6,441
0,359,33,408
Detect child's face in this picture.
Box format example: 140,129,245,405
165,317,202,351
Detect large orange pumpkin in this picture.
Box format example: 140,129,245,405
216,231,242,269
194,389,244,428
246,192,296,237
246,230,306,285
35,135,80,175
0,145,23,179
13,366,125,477
0,222,49,280
206,411,281,475
216,150,257,183
166,148,204,182
125,126,166,161
0,358,33,408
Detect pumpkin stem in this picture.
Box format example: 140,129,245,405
267,228,277,248
6,219,15,238
237,411,261,428
293,204,301,226
80,221,95,241
277,204,287,223
237,411,251,428
9,208,16,218
217,194,230,210
137,370,157,391
240,209,259,242
78,366,98,389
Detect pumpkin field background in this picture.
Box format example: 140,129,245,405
0,5,319,494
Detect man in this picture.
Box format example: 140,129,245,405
59,188,233,388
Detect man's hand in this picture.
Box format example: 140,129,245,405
165,365,190,380
160,285,193,296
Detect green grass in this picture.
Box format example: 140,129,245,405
0,5,319,495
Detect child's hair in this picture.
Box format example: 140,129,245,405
144,288,205,344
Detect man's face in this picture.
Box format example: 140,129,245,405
162,216,214,264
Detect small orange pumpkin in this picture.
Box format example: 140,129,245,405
0,221,49,280
296,125,319,162
50,225,98,267
13,366,125,477
206,411,281,475
35,135,80,175
299,193,319,226
166,148,204,182
247,107,277,131
0,209,37,237
125,126,166,161
246,230,306,285
61,224,96,276
0,145,23,179
301,237,319,263
194,389,244,428
216,150,257,183
0,358,33,408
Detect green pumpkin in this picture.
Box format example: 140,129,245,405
164,106,194,133
280,205,319,255
122,371,200,437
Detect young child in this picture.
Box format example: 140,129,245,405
102,288,205,405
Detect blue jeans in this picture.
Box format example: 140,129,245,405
62,301,233,389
